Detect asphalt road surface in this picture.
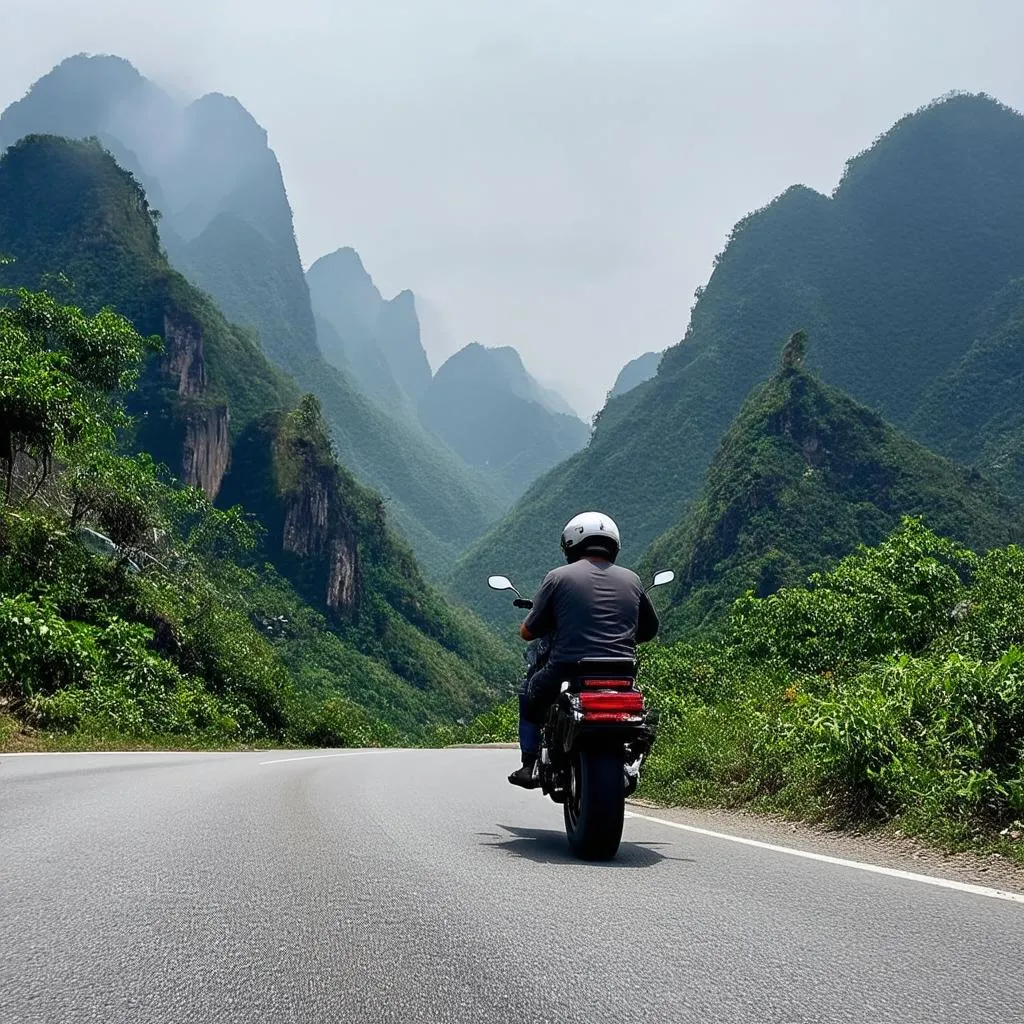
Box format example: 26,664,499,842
3,748,1023,1024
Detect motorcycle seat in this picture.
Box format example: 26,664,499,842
567,658,637,679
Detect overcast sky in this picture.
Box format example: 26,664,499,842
5,1,1024,415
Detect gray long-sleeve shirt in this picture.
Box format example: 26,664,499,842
522,558,659,664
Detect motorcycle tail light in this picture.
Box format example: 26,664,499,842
578,691,644,715
582,678,634,689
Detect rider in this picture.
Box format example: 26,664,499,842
508,511,660,788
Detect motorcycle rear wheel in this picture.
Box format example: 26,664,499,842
564,744,625,860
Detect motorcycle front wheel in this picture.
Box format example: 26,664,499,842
564,743,625,860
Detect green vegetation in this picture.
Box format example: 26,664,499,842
911,277,1024,495
642,335,1024,635
639,519,1024,856
0,133,521,746
0,286,293,744
0,283,515,748
451,93,1024,618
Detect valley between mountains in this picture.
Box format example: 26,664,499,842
2,56,1024,860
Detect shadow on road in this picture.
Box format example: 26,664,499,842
479,824,694,868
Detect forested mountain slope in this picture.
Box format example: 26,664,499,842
419,343,590,500
0,54,507,571
451,93,1024,621
0,135,517,732
910,277,1024,494
641,334,1024,635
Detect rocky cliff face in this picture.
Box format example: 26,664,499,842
163,313,207,397
162,311,231,499
278,448,360,614
181,405,230,499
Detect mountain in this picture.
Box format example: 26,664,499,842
0,54,506,572
610,351,662,398
640,334,1024,634
306,247,432,409
450,93,1024,620
419,343,591,499
530,379,579,418
0,54,320,368
0,134,517,731
910,277,1024,493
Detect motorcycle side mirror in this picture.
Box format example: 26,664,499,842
648,569,675,592
488,575,514,591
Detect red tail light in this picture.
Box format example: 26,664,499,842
578,691,644,716
582,677,634,689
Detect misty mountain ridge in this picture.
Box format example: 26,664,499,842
0,52,319,368
306,245,588,495
419,342,591,500
0,53,608,556
611,350,662,398
306,247,431,409
450,91,1024,622
0,53,519,572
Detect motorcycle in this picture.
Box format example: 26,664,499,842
487,569,675,860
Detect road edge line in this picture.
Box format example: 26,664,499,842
624,810,1024,904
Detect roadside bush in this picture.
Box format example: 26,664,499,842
780,651,1024,831
297,696,395,749
431,697,518,746
637,519,1024,850
0,594,99,704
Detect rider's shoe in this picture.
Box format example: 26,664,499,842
624,758,641,797
508,763,539,789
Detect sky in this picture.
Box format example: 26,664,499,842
4,0,1024,416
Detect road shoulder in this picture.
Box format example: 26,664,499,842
627,800,1024,896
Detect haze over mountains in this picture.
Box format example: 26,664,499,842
0,54,593,571
610,351,662,399
419,343,591,498
6,52,1024,661
455,92,1024,625
306,247,431,410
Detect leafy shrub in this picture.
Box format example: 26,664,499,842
297,696,394,749
635,518,1024,849
0,594,99,703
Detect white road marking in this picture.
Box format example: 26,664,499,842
0,751,94,757
259,751,363,765
625,810,1024,905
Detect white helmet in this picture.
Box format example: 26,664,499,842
560,511,621,562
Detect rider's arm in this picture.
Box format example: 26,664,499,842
637,589,660,644
521,574,557,641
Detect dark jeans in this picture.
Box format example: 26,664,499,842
517,662,571,759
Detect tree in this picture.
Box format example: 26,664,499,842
0,287,159,498
781,330,808,371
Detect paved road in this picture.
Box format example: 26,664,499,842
2,748,1022,1023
